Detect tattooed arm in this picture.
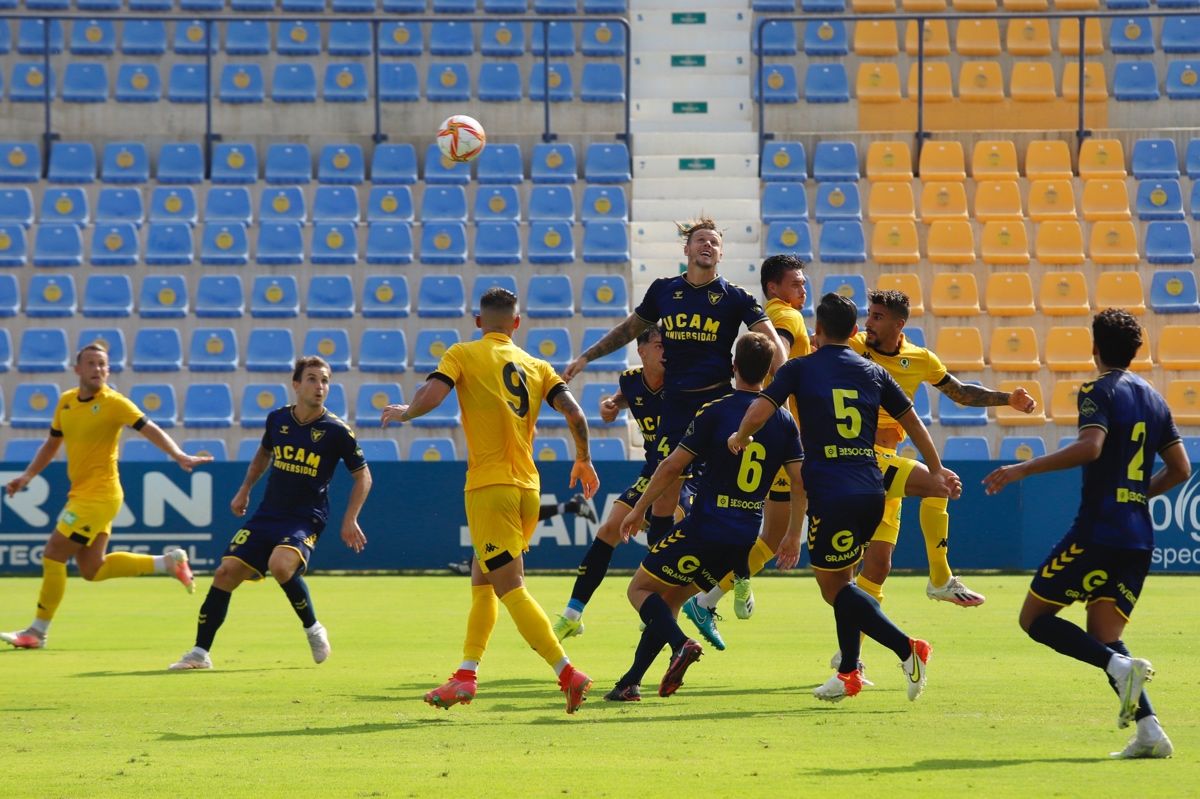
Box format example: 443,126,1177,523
552,386,599,499
934,374,1037,412
561,313,653,382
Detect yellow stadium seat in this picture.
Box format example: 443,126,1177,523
857,63,902,103
871,221,921,264
990,326,1041,371
853,0,895,10
972,140,1019,180
1050,379,1086,424
919,140,966,180
1062,62,1108,103
866,142,914,182
953,0,997,9
1094,271,1145,315
997,379,1047,426
981,221,1031,265
1058,18,1103,56
1080,179,1131,222
1027,180,1078,222
1158,326,1200,370
930,271,981,315
1078,139,1126,180
908,62,955,103
1006,17,1051,56
876,272,925,315
927,220,977,264
903,0,946,8
1039,271,1090,316
956,20,1002,56
1056,0,1100,11
868,182,917,221
1045,326,1095,371
1165,381,1200,424
1131,333,1153,372
1005,0,1048,9
1025,140,1073,181
974,180,1024,222
1089,221,1139,266
959,61,1005,102
854,20,899,56
935,326,985,370
1035,221,1085,265
905,19,950,57
920,181,969,221
1010,61,1057,102
986,271,1037,316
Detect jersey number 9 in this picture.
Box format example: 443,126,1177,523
503,362,530,418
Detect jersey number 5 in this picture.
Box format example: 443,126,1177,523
736,442,768,492
502,362,530,418
832,389,862,440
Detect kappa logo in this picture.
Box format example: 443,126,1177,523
485,543,498,553
311,428,326,443
708,291,722,306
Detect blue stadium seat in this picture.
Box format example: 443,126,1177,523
761,183,808,223
1136,180,1185,220
301,275,353,319
48,142,96,183
362,275,410,318
1145,221,1195,263
0,224,28,266
413,328,461,373
430,21,473,55
303,328,352,371
581,186,627,222
424,143,471,185
122,19,166,55
474,185,521,222
116,65,161,102
998,436,1047,461
325,63,369,102
183,384,234,428
1161,0,1200,7
937,386,989,426
803,19,848,55
157,144,203,185
942,436,991,460
265,143,311,184
245,328,296,372
328,21,372,56
355,383,403,427
581,383,623,427
582,221,629,263
235,438,263,460
755,65,799,104
272,64,317,103
534,0,574,11
130,384,177,427
10,63,56,103
311,222,358,265
250,275,300,318
62,62,108,102
818,222,867,263
368,186,414,223
525,275,573,319
1132,139,1181,179
26,275,76,317
408,437,455,461
1110,17,1154,55
319,144,365,185
122,439,168,462
71,19,116,56
33,224,84,267
480,21,523,56
1182,435,1200,462
427,62,471,103
1167,61,1200,99
145,223,194,266
761,142,807,182
1163,16,1200,53
580,21,624,57
485,0,527,11
83,274,133,318
752,20,798,57
10,384,59,428
90,223,139,266
805,63,850,103
195,275,245,318
477,144,523,184
259,187,306,224
149,187,197,225
525,328,571,370
360,329,409,372
96,188,144,226
580,274,629,317
180,0,223,10
421,186,468,222
418,275,467,318
533,436,570,462
581,328,628,371
219,64,264,103
530,62,574,102
420,222,468,264
471,222,521,265
584,0,626,10
366,223,414,264
912,382,931,424
1113,62,1161,101
820,274,869,315
205,187,253,225
138,274,188,318
528,221,575,263
1150,270,1200,312
173,19,217,55
591,437,627,460
529,186,574,222
183,439,228,461
379,63,420,102
211,143,258,184
17,19,64,54
409,387,460,428
201,223,250,266
581,63,624,102
470,275,519,316
133,328,182,372
813,141,859,182
333,0,378,11
1186,138,1200,178
359,439,401,461
0,275,17,317
585,143,631,184
531,21,574,56
188,327,238,371
277,20,320,55
313,187,360,223
532,143,577,183
814,182,862,222
764,219,814,260
0,142,40,183
380,21,423,56
168,64,207,103
40,187,89,225
255,223,303,265
231,0,275,11
1107,0,1151,6
76,328,125,371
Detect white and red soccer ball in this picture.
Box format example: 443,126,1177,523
437,115,486,163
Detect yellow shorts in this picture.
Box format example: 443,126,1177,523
464,485,541,573
870,446,919,545
871,498,904,545
55,496,122,545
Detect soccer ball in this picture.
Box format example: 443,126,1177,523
437,115,486,163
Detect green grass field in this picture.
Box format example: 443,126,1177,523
2,573,1195,798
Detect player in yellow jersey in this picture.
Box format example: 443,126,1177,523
2,341,211,650
849,290,1038,614
382,287,600,714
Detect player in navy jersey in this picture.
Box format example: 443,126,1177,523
600,333,805,701
169,357,372,670
984,310,1189,758
561,217,787,553
732,294,959,704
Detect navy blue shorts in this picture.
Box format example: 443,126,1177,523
1029,530,1151,620
806,493,885,571
660,384,733,454
223,513,323,578
639,518,753,590
616,463,698,519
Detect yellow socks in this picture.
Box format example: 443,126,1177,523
35,558,68,622
920,497,952,588
91,551,155,582
857,574,885,605
463,584,499,663
500,586,566,668
717,538,776,592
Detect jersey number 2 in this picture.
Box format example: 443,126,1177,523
502,362,530,418
1127,421,1147,481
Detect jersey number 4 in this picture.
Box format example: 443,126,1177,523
503,362,530,418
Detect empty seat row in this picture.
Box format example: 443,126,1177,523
757,0,1143,14
8,0,628,13
923,324,1200,371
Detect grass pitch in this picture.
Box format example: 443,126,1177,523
2,573,1196,798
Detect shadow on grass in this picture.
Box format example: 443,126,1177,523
805,756,1101,776
157,718,456,742
75,667,309,677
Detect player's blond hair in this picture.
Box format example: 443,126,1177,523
676,216,722,245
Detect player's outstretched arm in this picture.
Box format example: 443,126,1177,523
381,378,452,426
139,420,213,472
340,465,372,553
620,447,694,542
562,313,651,382
231,446,272,517
1149,440,1192,498
775,461,807,570
749,318,788,373
552,388,599,499
895,408,961,500
4,434,64,496
936,374,1036,413
982,427,1106,495
728,396,777,454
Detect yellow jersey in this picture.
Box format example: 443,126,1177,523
849,331,947,438
433,331,566,492
50,385,146,502
765,298,811,360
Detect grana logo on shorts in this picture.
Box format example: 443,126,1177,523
676,555,700,573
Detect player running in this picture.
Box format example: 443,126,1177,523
2,341,208,651
984,309,1188,759
169,356,372,670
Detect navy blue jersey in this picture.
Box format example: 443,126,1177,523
762,345,913,499
619,367,669,466
678,390,802,546
256,406,367,524
634,275,768,392
1071,370,1181,550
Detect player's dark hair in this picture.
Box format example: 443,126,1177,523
759,254,807,296
816,293,858,340
868,289,910,321
676,215,721,245
1092,308,1142,369
75,340,109,363
479,286,519,313
636,325,664,346
734,332,775,384
292,355,331,383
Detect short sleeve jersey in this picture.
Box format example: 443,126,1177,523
257,407,366,524
634,275,769,392
765,298,811,360
763,345,913,498
849,331,947,440
678,390,803,546
433,332,567,491
1071,370,1181,550
619,367,669,466
51,385,145,502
